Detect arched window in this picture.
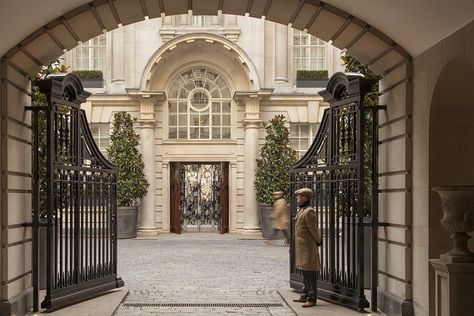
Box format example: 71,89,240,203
168,67,232,140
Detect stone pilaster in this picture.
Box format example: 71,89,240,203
137,96,158,237
238,94,264,236
274,23,288,83
109,28,125,94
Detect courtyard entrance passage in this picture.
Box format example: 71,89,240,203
170,162,229,234
114,234,294,316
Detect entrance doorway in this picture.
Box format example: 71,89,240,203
170,162,229,234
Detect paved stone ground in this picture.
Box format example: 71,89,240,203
113,233,296,316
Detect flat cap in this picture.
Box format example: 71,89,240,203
294,188,313,199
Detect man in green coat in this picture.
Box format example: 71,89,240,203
292,188,321,307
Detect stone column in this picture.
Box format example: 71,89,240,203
242,96,262,235
109,28,125,93
137,97,158,237
274,23,288,83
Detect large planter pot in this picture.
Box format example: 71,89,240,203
296,79,329,88
80,78,104,88
343,216,372,289
259,203,273,238
117,206,138,239
432,186,474,263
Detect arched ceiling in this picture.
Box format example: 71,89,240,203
1,0,472,76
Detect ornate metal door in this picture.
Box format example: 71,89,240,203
30,74,123,311
289,73,382,311
170,162,229,233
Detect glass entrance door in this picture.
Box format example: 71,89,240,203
179,164,222,232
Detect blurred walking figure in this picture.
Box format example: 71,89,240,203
269,191,290,245
292,188,321,308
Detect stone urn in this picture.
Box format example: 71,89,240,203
432,186,474,263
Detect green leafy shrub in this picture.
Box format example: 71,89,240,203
107,112,149,207
72,70,103,79
254,115,297,205
30,60,69,218
296,70,329,80
341,54,381,216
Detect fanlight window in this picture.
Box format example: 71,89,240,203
168,67,232,140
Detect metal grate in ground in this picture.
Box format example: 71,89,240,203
122,302,284,308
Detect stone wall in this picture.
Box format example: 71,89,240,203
411,20,474,316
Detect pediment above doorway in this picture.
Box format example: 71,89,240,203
139,33,261,93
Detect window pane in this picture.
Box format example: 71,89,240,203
169,101,178,113
200,127,209,139
222,114,230,126
179,102,187,113
190,113,200,126
200,113,209,125
178,127,187,139
211,88,220,98
169,114,177,126
212,102,220,113
169,127,177,139
300,125,309,136
222,102,231,113
220,87,231,98
212,115,220,125
290,139,299,148
290,126,298,137
300,138,309,149
100,126,109,137
179,114,187,126
190,127,199,139
222,127,230,139
212,127,221,138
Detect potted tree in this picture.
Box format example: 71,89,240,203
107,112,149,238
296,70,329,88
254,115,297,238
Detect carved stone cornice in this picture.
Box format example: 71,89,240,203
126,89,167,128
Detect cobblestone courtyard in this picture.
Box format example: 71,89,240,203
113,234,296,315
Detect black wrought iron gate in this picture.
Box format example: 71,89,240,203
289,72,383,311
30,74,123,311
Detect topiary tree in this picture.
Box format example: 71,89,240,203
254,115,297,205
107,112,149,206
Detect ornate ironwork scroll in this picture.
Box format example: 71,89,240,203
31,74,123,311
180,164,222,232
289,72,382,311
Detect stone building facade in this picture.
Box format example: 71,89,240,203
61,14,344,235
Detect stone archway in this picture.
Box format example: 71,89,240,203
1,0,410,77
427,59,474,315
0,1,414,315
429,59,474,259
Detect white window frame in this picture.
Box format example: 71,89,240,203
292,30,328,77
73,34,106,71
168,67,232,140
290,122,320,159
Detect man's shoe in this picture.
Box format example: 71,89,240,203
292,297,306,303
302,301,316,308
